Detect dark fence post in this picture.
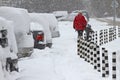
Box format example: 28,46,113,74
102,48,109,77
112,52,116,80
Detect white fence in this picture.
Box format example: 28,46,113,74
83,26,119,46
78,26,120,80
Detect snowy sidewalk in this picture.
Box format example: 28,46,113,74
14,21,104,80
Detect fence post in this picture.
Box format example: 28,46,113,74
99,30,103,46
84,40,87,61
96,45,101,72
79,38,83,58
89,42,94,65
109,28,112,42
77,37,80,55
118,27,120,37
112,52,116,80
102,48,109,77
104,29,108,44
94,31,98,44
86,41,90,63
112,27,116,40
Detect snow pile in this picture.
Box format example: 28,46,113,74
38,13,60,38
0,61,5,80
39,13,58,28
7,21,18,57
30,22,44,31
10,18,120,80
89,18,113,31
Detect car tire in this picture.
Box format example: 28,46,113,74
46,43,52,48
35,44,46,49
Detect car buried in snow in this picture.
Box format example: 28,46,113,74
52,11,68,21
30,22,46,49
0,7,34,58
29,13,53,48
0,17,18,73
37,13,60,38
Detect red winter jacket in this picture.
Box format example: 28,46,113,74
73,13,87,31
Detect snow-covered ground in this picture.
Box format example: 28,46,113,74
11,18,120,80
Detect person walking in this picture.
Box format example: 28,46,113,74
73,12,87,38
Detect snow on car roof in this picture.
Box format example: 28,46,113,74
38,13,58,27
0,6,31,33
30,22,44,31
0,6,28,14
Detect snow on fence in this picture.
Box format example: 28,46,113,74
77,27,120,79
83,26,119,46
77,38,118,79
77,38,101,72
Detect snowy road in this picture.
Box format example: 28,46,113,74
14,20,105,80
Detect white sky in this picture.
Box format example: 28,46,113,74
8,18,120,80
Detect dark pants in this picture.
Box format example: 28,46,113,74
77,30,83,37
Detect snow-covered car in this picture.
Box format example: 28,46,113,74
66,10,89,21
52,11,68,21
0,17,18,76
0,7,34,58
29,13,52,48
30,22,46,49
38,13,60,38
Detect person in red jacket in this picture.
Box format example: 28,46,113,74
73,12,87,37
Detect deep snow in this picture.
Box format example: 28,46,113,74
11,18,120,80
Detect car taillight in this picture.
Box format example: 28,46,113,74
36,34,44,41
